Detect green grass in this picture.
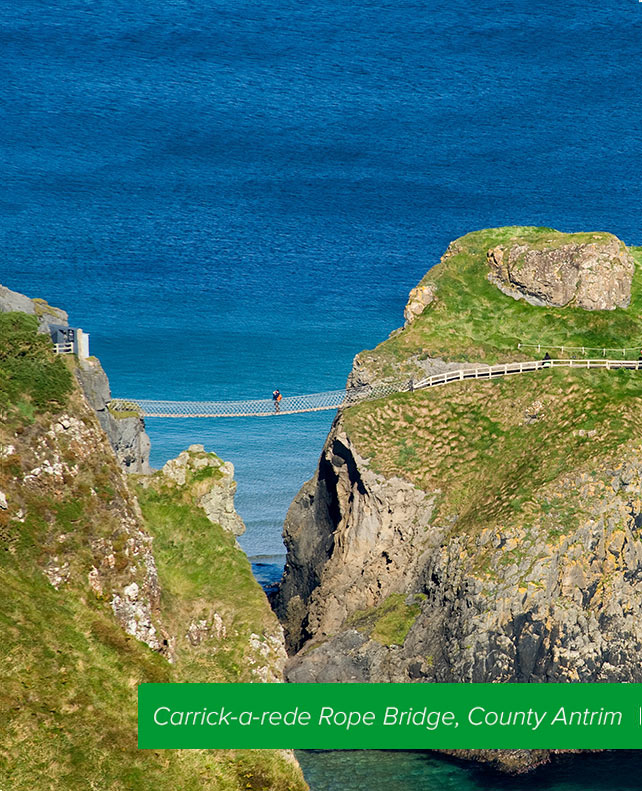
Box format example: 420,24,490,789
0,368,307,790
348,593,425,647
136,483,277,681
343,367,642,555
0,312,73,420
108,399,143,419
359,227,642,380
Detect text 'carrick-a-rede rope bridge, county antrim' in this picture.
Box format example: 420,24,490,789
110,357,642,419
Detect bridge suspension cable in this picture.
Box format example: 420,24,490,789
110,357,642,419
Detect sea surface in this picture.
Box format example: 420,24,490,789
3,0,642,786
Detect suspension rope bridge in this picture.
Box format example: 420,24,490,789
110,357,642,419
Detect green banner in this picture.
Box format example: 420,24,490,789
138,683,642,750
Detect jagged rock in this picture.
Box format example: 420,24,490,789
274,419,435,653
75,357,151,474
160,446,245,536
487,235,634,310
403,283,435,326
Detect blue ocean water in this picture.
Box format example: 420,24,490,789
3,0,642,786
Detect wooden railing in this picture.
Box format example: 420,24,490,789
111,358,641,419
413,358,642,389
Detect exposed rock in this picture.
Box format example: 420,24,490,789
0,282,69,333
0,282,150,473
248,631,289,682
274,418,435,653
404,283,435,326
75,356,151,474
0,283,37,317
275,378,642,772
160,445,245,536
186,614,226,645
111,578,162,652
487,235,634,310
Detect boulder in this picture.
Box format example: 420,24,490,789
487,236,634,310
403,283,436,325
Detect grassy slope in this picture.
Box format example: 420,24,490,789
344,368,642,532
137,483,280,682
0,314,306,791
362,227,642,378
342,227,642,584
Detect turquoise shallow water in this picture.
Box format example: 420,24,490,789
297,751,642,790
4,0,642,786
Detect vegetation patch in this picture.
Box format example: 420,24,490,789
0,313,73,422
348,593,425,646
344,367,642,548
108,400,142,419
136,484,276,681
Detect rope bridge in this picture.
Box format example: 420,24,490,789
111,358,641,419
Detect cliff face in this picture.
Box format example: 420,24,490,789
75,355,151,473
274,226,642,773
0,310,306,791
0,281,152,474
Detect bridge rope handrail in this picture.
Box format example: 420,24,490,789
111,357,641,418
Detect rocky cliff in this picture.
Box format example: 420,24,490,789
0,309,306,791
274,226,642,773
0,281,151,473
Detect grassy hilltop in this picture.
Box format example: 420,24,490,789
345,225,642,572
356,227,642,382
276,228,642,726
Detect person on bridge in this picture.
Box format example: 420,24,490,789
272,389,283,412
542,352,552,368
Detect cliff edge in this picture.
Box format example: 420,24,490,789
0,282,151,473
0,309,306,790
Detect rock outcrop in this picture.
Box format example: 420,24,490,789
158,444,245,536
404,283,436,326
275,423,434,657
0,283,69,332
75,356,151,473
487,235,634,310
